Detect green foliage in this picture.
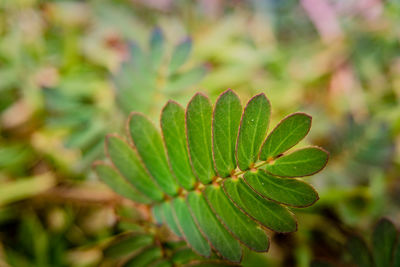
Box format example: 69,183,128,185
113,29,206,114
346,218,400,267
95,90,328,262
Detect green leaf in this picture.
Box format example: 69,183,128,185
150,27,164,70
187,192,242,262
204,185,269,252
161,101,196,190
152,204,164,225
171,248,202,264
128,113,179,196
93,163,151,204
172,197,211,257
123,246,162,267
346,236,373,267
152,259,172,267
244,170,318,207
236,94,271,171
265,147,328,177
106,135,164,201
169,38,192,74
186,93,215,184
161,202,182,237
372,218,397,267
223,178,297,233
260,113,312,160
394,239,400,267
163,66,206,94
212,89,242,177
104,234,154,259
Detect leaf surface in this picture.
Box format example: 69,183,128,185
169,38,192,74
236,94,270,171
346,236,373,267
187,192,242,262
265,147,328,177
260,113,311,160
106,135,163,200
152,204,164,226
124,246,162,267
204,185,269,252
212,90,242,177
161,101,196,190
128,113,179,196
244,170,318,207
372,218,397,267
161,201,182,237
186,94,215,184
104,234,154,259
172,197,211,257
93,163,151,204
223,178,297,233
150,27,164,69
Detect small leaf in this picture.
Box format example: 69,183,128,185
124,246,162,267
204,185,269,252
186,93,215,184
161,201,182,237
212,90,242,177
150,27,164,69
106,135,164,201
394,239,400,267
128,113,179,196
236,94,271,171
152,204,164,225
223,178,297,233
169,38,192,74
172,197,211,257
265,147,328,177
93,163,151,204
346,236,373,267
152,259,172,267
372,218,397,267
161,101,196,190
104,234,154,259
163,66,206,94
187,192,242,262
244,170,318,207
171,248,202,264
259,113,311,160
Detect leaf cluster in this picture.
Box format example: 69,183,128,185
94,90,329,262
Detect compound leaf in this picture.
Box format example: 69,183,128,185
260,113,311,160
236,94,270,171
265,147,328,177
244,170,318,207
212,89,242,177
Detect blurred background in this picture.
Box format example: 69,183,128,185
0,0,399,266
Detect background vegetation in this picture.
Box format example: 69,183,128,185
0,0,399,266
